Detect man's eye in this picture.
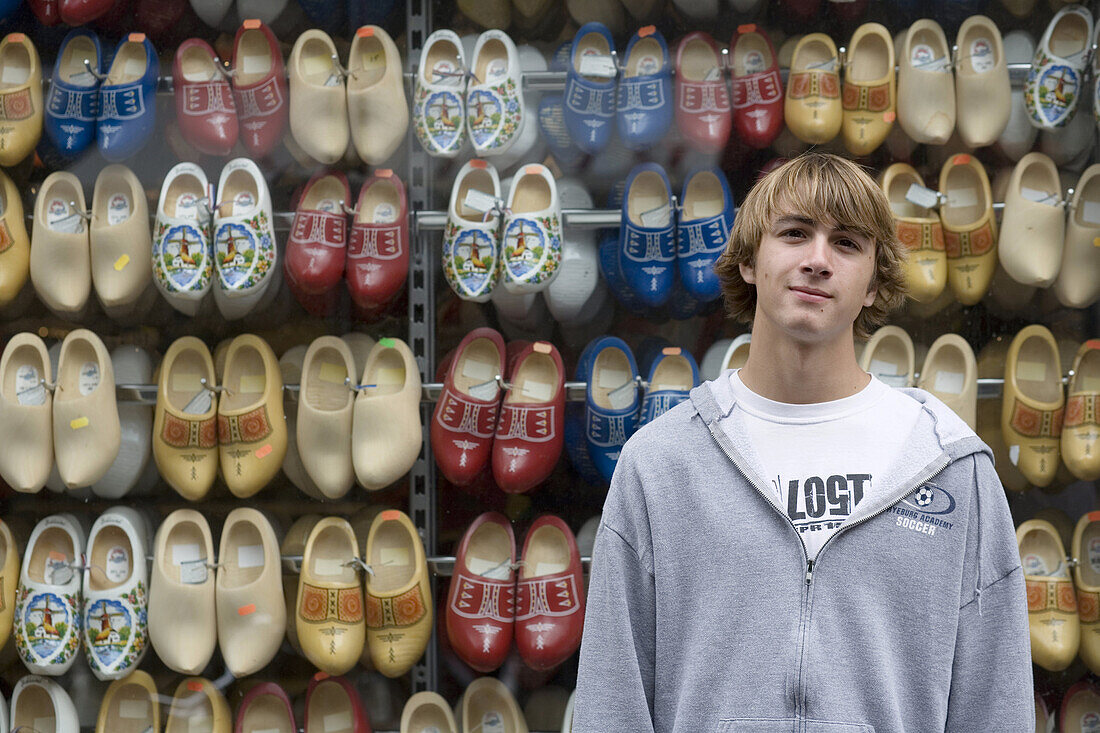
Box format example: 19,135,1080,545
837,239,859,249
781,229,804,238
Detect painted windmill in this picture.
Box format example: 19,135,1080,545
428,96,460,129
219,227,249,266
167,229,198,266
92,605,126,644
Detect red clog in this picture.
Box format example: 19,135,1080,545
729,24,784,149
346,169,409,310
492,341,564,494
304,674,373,733
781,0,821,20
234,682,296,733
27,0,60,24
285,170,350,299
231,19,288,158
431,328,506,487
134,0,188,42
446,512,516,673
59,0,113,24
675,32,732,153
515,515,585,671
174,39,239,157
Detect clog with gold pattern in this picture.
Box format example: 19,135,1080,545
298,517,365,676
880,163,945,303
1019,518,1078,671
1062,340,1100,481
1073,511,1100,675
938,154,997,306
1003,325,1064,488
0,33,42,167
841,23,895,156
154,337,219,501
785,33,841,145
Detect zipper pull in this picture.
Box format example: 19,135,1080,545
805,560,814,585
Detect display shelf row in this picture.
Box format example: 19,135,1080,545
48,555,593,575
102,377,1039,404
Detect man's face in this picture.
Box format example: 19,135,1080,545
739,212,877,344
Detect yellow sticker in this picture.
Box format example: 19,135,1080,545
318,361,347,384
70,416,89,430
1093,237,1100,247
113,254,130,271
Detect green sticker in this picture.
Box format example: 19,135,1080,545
379,337,396,348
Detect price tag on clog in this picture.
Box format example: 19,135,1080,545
905,184,939,209
180,558,207,584
463,188,503,214
578,54,617,78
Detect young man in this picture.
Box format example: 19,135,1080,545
573,153,1032,731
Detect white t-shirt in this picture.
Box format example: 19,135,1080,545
721,370,923,560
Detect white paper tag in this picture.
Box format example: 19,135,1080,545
373,203,396,223
1022,553,1049,575
107,193,131,226
911,45,949,72
933,371,965,395
79,361,100,395
430,59,462,86
124,56,146,77
639,203,671,228
179,558,208,584
237,544,265,569
172,543,201,565
1080,712,1100,733
1088,537,1100,573
253,729,280,733
598,368,628,390
905,183,939,210
869,358,899,377
232,191,254,216
182,390,212,415
463,189,502,214
15,364,46,406
33,718,55,733
69,70,96,86
535,561,567,575
607,380,636,410
324,711,353,731
578,53,617,78
467,379,500,401
380,547,409,566
703,66,721,81
1009,444,1020,465
239,374,265,393
743,50,765,74
324,72,341,87
1080,375,1100,392
520,380,552,401
1082,201,1100,225
480,712,506,733
486,58,507,82
119,699,149,719
318,362,348,385
468,556,511,580
462,358,497,382
241,53,268,75
0,63,24,85
313,557,345,576
47,198,84,234
1021,186,1059,206
189,716,212,732
45,552,72,585
175,193,199,221
946,187,977,208
105,545,130,582
1017,360,1047,381
807,58,837,71
969,38,995,72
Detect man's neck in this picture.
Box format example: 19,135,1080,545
736,316,871,405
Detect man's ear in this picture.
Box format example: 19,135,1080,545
863,278,877,308
739,261,756,285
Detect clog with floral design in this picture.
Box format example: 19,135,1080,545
786,33,842,145
0,33,42,167
443,159,502,302
881,163,945,303
1026,5,1093,130
298,517,365,676
82,507,149,681
501,164,562,294
1073,511,1100,675
841,22,896,156
413,29,467,157
154,337,219,501
938,154,996,306
1018,519,1078,671
212,158,278,320
365,510,432,678
15,514,85,676
1002,325,1064,488
153,163,214,317
466,30,524,156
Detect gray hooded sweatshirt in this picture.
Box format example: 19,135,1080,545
573,376,1033,732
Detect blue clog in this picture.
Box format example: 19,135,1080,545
97,34,158,162
564,336,605,486
564,22,617,154
585,336,640,483
46,29,101,157
619,162,675,308
538,94,586,170
639,346,699,427
678,166,734,301
617,27,673,150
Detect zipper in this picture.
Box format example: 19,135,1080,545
703,416,953,729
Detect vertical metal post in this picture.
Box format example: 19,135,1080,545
406,0,437,694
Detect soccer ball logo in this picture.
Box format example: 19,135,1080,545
914,487,935,507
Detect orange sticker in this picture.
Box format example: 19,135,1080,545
952,154,971,166
357,26,375,37
533,342,552,354
7,33,24,42
1087,340,1100,350
377,168,393,178
187,681,204,692
737,24,757,34
639,25,656,37
883,111,895,123
524,165,543,175
313,671,331,681
243,18,261,29
661,346,682,356
1089,511,1100,522
381,510,402,521
255,444,272,459
470,159,488,169
127,33,146,43
238,603,256,616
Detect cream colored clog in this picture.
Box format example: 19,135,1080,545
841,23,896,156
859,325,915,387
348,26,409,165
897,19,955,145
281,513,320,656
881,163,946,302
352,337,422,490
999,152,1064,287
31,172,91,316
1055,164,1100,308
0,33,42,166
53,329,120,489
289,29,348,165
95,670,159,733
1019,518,1079,671
0,333,53,492
90,165,151,316
298,336,356,499
955,15,1011,148
939,154,997,305
165,677,231,733
918,334,977,429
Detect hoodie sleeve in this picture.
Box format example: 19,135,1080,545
944,453,1033,732
572,441,657,733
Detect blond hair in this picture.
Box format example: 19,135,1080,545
713,153,907,339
